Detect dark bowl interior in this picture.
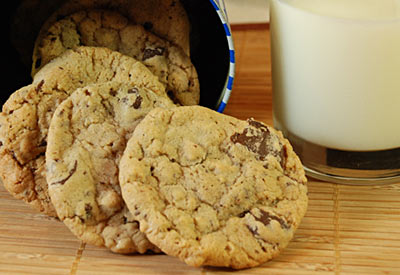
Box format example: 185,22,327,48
2,0,230,109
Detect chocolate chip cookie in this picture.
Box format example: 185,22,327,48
33,0,191,60
0,46,166,217
32,9,200,106
119,106,308,269
46,81,174,253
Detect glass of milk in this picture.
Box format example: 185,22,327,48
270,0,400,184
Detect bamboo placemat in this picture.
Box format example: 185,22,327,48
1,26,399,275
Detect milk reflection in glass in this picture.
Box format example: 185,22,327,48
270,0,400,183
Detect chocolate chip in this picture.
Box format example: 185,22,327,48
35,80,45,92
143,47,165,60
51,160,78,185
238,210,250,218
109,88,117,97
248,119,268,130
280,145,288,169
132,95,142,109
231,124,270,160
231,119,286,167
254,210,290,230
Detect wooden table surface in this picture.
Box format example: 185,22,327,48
1,25,400,275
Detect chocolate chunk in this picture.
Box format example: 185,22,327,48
131,92,143,109
248,119,268,131
120,88,142,109
280,145,288,169
35,80,45,92
238,210,250,218
131,96,143,109
230,121,271,160
254,210,290,230
128,88,143,109
231,119,286,167
143,47,165,60
109,88,117,97
51,160,78,185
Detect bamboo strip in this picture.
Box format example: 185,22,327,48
77,254,201,274
338,212,400,220
337,206,400,215
0,239,79,251
340,265,400,275
260,261,335,273
338,232,400,245
340,256,400,268
338,219,400,233
338,243,400,255
299,217,335,230
0,266,70,275
280,248,334,258
339,201,400,209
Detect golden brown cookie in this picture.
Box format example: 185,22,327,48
0,46,166,216
46,81,174,253
119,106,308,269
32,0,191,62
32,9,199,106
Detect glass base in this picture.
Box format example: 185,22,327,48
284,131,400,185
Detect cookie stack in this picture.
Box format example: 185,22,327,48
1,0,308,270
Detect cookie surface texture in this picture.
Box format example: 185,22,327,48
0,46,166,216
32,9,199,106
46,81,174,253
119,106,308,269
32,0,191,61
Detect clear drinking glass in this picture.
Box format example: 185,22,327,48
270,0,400,185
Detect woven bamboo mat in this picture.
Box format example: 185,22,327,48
1,26,399,275
1,181,400,274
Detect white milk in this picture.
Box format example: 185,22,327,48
270,0,400,151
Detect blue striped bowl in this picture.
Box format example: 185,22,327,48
4,0,236,112
211,0,236,113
